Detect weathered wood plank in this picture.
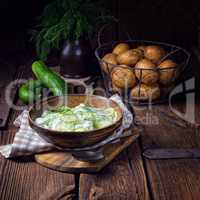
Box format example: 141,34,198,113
0,124,75,200
79,141,150,200
133,100,200,200
0,158,75,200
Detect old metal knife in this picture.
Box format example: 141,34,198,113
143,148,200,159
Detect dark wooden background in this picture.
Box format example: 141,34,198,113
0,0,199,60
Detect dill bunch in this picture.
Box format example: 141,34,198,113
31,0,114,60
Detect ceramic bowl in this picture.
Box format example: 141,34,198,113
29,95,123,148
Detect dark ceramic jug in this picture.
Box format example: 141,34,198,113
60,38,94,78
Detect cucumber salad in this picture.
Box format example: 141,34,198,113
35,104,118,132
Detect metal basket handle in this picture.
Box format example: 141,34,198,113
97,21,134,48
97,24,109,47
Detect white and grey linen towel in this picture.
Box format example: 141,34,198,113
0,95,133,158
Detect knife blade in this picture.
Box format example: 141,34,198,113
143,148,200,159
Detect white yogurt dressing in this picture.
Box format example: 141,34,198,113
35,104,118,132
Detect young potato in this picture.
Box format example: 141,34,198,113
112,82,123,94
132,48,144,58
144,45,166,64
130,83,160,100
111,64,129,74
102,53,118,73
118,64,131,69
158,59,177,85
135,59,158,85
119,64,130,68
112,43,130,55
137,45,146,53
136,45,146,57
117,49,143,66
111,67,136,89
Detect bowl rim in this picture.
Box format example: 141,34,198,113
28,94,123,135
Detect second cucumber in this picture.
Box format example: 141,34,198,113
19,80,43,104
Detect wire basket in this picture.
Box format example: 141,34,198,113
95,37,190,105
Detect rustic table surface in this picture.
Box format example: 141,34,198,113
0,53,199,200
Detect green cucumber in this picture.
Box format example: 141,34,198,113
19,80,42,104
32,61,67,96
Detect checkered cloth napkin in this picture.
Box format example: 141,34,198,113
0,95,133,158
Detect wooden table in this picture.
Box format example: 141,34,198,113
0,56,200,200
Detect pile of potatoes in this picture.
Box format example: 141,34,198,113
101,43,177,100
